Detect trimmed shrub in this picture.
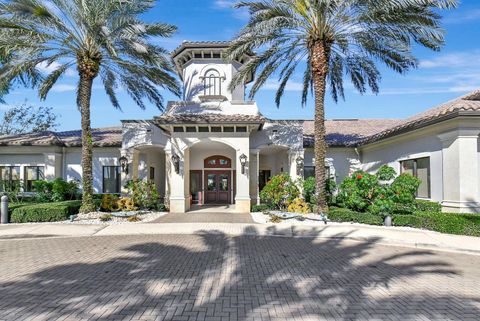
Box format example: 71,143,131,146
260,173,300,210
393,211,480,236
251,204,271,212
11,200,82,223
415,199,442,212
327,207,384,225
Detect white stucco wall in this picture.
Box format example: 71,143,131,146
182,60,245,102
303,147,360,184
65,147,120,193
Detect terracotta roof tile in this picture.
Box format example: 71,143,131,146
0,127,122,147
362,89,480,144
303,119,402,147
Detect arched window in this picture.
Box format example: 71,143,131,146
203,69,223,96
204,155,231,168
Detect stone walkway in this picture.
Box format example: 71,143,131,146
151,212,255,223
0,234,479,320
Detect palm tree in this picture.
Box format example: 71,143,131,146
0,0,180,212
227,0,457,213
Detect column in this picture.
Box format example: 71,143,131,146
235,141,251,213
120,149,134,194
439,129,480,213
166,147,190,213
288,149,304,182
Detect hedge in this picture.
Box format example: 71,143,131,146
393,211,480,237
327,207,384,225
10,200,82,223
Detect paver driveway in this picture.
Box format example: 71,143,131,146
0,233,479,321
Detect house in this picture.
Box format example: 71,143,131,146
1,41,479,213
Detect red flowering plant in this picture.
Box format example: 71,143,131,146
338,165,421,216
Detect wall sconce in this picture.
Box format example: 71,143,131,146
119,156,129,175
171,153,180,174
296,156,304,176
239,153,248,174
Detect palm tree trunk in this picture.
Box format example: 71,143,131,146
78,72,96,213
310,41,331,214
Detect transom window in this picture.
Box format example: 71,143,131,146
0,166,20,192
203,69,223,96
24,166,45,192
401,157,430,198
204,155,231,168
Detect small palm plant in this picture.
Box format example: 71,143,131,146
0,0,180,212
227,0,457,213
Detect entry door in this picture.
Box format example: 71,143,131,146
204,171,231,204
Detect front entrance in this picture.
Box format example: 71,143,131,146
204,170,231,204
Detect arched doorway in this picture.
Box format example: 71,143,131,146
188,141,236,206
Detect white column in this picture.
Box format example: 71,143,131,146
439,129,480,213
120,149,133,194
288,149,304,182
235,140,251,213
166,147,190,213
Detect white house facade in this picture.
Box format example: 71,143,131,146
1,41,480,213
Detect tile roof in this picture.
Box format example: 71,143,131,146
154,113,267,125
303,119,402,147
361,89,480,144
0,127,122,147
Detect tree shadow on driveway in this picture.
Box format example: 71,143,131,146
0,230,478,320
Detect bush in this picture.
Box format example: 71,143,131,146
10,200,82,223
303,177,316,204
260,173,300,210
337,166,421,215
32,178,80,202
393,211,480,236
287,197,311,214
125,179,161,210
327,207,384,225
415,199,442,212
251,204,271,212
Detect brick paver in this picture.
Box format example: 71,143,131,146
0,234,479,320
151,212,255,223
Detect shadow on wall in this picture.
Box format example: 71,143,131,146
0,229,477,320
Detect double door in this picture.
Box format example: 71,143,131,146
204,170,231,204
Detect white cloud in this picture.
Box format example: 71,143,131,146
36,61,75,77
376,85,480,96
213,0,249,20
263,80,304,91
51,84,76,92
419,51,480,69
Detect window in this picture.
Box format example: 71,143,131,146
186,127,197,132
401,157,430,198
259,170,271,192
103,166,121,194
149,167,155,181
204,155,232,168
24,166,44,192
304,166,315,179
236,126,247,132
0,166,20,192
173,126,184,132
203,69,222,96
223,126,234,132
303,166,331,180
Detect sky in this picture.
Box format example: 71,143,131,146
2,0,480,131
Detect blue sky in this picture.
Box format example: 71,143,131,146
2,0,480,131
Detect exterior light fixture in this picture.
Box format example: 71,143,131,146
239,153,248,174
171,153,180,174
119,156,129,175
296,156,304,176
